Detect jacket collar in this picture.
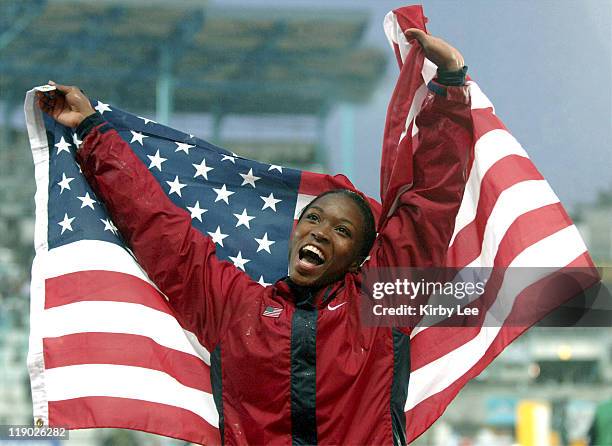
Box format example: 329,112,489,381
274,276,346,309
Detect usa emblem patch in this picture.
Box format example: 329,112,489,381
262,305,283,318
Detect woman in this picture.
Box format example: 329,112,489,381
37,29,472,446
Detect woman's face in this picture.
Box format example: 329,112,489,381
288,193,365,288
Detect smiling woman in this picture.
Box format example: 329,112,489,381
290,190,376,288
35,26,473,446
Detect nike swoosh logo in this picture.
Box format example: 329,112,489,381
327,302,347,311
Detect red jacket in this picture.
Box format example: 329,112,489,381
76,81,472,446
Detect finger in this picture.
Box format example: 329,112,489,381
48,81,73,94
404,28,428,45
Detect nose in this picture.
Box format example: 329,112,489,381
311,229,329,243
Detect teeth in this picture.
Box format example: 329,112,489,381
302,245,325,262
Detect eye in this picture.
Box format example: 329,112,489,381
336,226,351,237
305,213,319,222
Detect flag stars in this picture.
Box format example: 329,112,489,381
147,149,167,171
72,133,83,149
268,164,283,173
258,276,271,287
58,213,75,235
213,184,235,204
221,153,235,163
95,101,111,114
193,158,214,180
139,116,156,125
57,173,75,194
130,130,148,146
229,251,250,271
233,208,255,229
254,232,275,254
207,226,228,247
77,192,96,210
166,176,187,197
260,192,281,212
187,201,207,222
175,142,195,154
100,218,118,235
55,137,72,155
239,168,261,188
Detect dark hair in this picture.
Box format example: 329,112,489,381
299,189,376,261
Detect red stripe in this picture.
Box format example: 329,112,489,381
43,332,212,393
405,253,597,443
471,108,507,141
49,396,220,445
393,42,403,67
447,155,545,267
411,203,575,370
45,270,171,314
298,170,355,196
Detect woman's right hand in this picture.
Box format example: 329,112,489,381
36,80,96,128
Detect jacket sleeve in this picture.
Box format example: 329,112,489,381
370,82,473,269
76,116,260,351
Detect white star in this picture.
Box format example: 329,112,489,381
175,142,195,154
166,176,187,197
130,130,147,146
228,251,250,271
72,133,83,148
239,168,261,188
77,192,96,210
186,200,207,222
258,276,271,287
139,116,157,125
57,173,74,194
193,158,214,180
268,164,283,173
260,192,281,212
221,154,235,163
58,213,75,235
233,208,255,229
254,232,275,254
100,218,118,235
147,149,167,171
95,101,111,114
55,136,71,154
207,226,228,247
213,184,235,204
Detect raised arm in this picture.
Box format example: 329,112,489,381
37,83,260,350
370,31,473,268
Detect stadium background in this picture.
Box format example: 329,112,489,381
0,0,610,444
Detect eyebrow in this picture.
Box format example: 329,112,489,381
307,206,356,229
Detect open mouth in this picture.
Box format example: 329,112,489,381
298,244,326,266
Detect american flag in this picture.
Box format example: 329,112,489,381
24,4,597,445
26,85,358,443
383,5,598,442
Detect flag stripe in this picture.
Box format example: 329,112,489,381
44,240,152,283
41,301,210,364
404,252,595,440
45,364,218,427
49,397,220,445
407,226,588,410
45,270,168,312
411,202,576,367
453,180,562,268
450,129,531,246
447,156,543,264
43,333,212,393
